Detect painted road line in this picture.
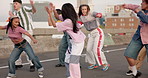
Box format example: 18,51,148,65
0,48,126,69
0,58,59,69
103,48,126,53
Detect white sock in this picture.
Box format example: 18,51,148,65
131,66,137,76
128,66,132,70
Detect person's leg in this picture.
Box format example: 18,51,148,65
23,42,43,69
23,42,44,77
136,47,146,70
23,31,35,72
69,41,84,78
15,55,23,69
85,32,96,67
124,38,143,77
65,62,70,78
7,47,23,77
95,28,109,71
56,32,69,67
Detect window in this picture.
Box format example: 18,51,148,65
129,23,131,26
120,19,124,22
112,23,114,26
114,23,117,26
123,23,125,26
132,23,134,26
112,13,119,16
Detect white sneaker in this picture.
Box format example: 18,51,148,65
67,77,71,78
6,76,16,78
38,71,44,78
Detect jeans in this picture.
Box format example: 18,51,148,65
8,40,43,77
15,31,34,66
58,32,70,65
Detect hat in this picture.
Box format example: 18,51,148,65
13,0,22,4
10,16,19,20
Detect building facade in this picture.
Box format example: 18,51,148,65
105,5,139,29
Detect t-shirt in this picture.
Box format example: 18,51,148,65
5,26,27,41
13,6,34,31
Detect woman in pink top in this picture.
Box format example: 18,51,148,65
45,3,86,78
0,16,44,78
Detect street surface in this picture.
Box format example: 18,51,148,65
0,45,148,78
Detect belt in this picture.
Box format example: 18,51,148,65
15,39,27,46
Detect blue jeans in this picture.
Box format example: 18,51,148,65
124,38,148,60
58,32,70,65
8,40,43,77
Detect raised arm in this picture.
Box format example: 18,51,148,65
122,4,148,24
30,0,36,14
45,7,56,27
49,3,59,20
136,10,148,24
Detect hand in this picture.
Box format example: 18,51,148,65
49,3,54,8
9,11,14,17
122,4,126,8
33,39,37,44
45,6,52,14
30,0,34,5
96,13,102,18
49,2,55,10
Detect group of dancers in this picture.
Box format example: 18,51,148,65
0,0,148,78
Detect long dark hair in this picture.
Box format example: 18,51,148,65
78,4,90,17
6,17,23,34
61,3,79,33
145,0,148,4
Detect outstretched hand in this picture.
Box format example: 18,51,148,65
33,39,38,44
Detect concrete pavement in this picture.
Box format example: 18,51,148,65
0,45,148,78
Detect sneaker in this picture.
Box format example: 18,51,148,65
30,65,35,72
38,71,44,78
102,64,110,71
6,76,16,78
88,64,98,69
15,65,23,70
126,70,133,76
132,71,142,78
55,64,65,67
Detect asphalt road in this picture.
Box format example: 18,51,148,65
0,45,148,78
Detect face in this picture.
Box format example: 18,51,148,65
141,0,148,10
81,6,88,15
12,18,20,28
13,2,21,10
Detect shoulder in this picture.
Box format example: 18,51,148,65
62,19,72,25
